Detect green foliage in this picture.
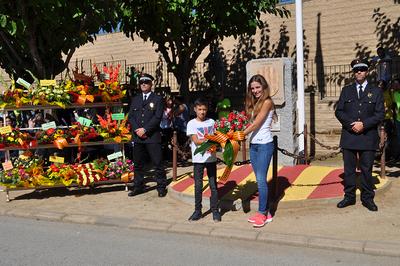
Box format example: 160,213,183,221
119,0,289,97
0,0,119,80
223,141,234,167
194,140,218,156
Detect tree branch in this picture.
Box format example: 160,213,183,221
0,31,24,64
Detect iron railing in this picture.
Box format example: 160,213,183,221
305,57,400,99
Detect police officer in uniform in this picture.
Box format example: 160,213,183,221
335,59,384,211
128,73,167,197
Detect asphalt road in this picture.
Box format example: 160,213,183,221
0,216,399,266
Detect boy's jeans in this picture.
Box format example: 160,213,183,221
250,142,274,214
193,162,218,212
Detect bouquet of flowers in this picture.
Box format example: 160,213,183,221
65,80,96,105
46,163,77,186
69,122,101,143
35,128,70,149
96,112,131,143
195,110,250,182
0,86,31,108
29,83,71,108
1,128,34,148
93,64,126,102
0,153,45,188
105,158,134,182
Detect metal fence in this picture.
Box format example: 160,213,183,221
305,57,400,99
126,61,208,92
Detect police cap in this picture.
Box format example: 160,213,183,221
139,73,155,82
350,59,369,70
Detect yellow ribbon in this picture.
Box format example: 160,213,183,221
205,130,245,182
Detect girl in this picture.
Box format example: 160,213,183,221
243,74,276,228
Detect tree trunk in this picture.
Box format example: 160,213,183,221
174,58,193,103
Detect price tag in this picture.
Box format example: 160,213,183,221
107,151,123,161
41,121,57,130
111,113,125,121
49,156,64,164
2,161,13,171
0,126,12,134
78,117,92,127
40,80,56,86
104,73,110,80
16,78,31,89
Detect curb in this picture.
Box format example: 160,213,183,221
2,209,400,258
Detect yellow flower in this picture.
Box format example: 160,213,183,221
65,81,73,90
110,82,119,90
98,82,106,91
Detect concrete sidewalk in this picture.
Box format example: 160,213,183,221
1,157,400,257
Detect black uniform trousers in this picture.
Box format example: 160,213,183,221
342,148,375,202
133,142,166,191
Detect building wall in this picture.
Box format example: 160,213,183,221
71,0,399,68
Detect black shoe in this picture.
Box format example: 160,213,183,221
337,198,356,208
157,188,167,197
128,187,143,197
188,210,202,221
212,211,221,222
362,200,378,212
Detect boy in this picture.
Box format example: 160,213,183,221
186,98,221,222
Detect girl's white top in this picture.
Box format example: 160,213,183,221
249,110,274,144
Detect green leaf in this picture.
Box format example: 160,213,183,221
0,15,7,28
194,140,218,156
223,142,234,166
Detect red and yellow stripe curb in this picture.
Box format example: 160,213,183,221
170,164,388,202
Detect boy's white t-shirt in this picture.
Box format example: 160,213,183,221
186,118,217,163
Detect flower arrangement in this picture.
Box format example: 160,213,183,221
69,122,101,143
214,111,250,134
93,64,126,102
46,164,77,186
96,112,131,143
0,86,31,108
105,158,134,182
195,110,250,182
35,128,70,146
1,128,34,148
29,83,71,108
0,154,45,188
65,80,96,105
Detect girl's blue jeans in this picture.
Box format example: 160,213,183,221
249,142,274,214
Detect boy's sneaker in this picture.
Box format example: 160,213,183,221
212,211,221,222
188,210,202,221
247,213,273,223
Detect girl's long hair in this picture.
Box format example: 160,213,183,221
245,74,275,120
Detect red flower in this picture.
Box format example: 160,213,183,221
50,164,60,172
46,128,56,136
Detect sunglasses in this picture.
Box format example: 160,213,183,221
139,80,152,85
353,67,368,73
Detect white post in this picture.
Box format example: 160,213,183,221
295,0,305,152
